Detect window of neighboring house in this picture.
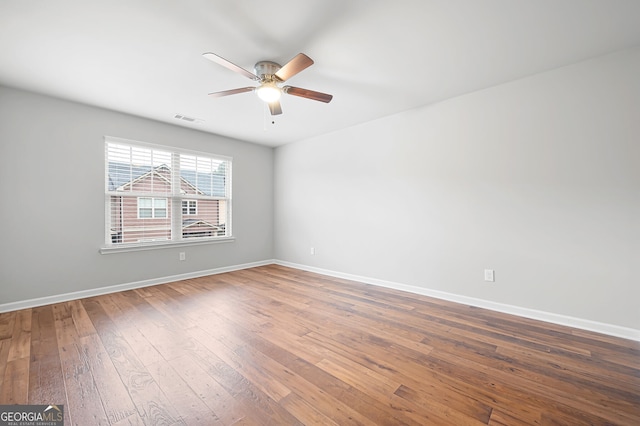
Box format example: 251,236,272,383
182,200,197,215
138,197,168,218
103,136,232,250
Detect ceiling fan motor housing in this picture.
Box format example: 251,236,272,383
254,61,281,80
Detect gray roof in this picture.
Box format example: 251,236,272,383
108,162,226,196
180,168,226,197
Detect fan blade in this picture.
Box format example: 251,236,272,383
268,100,283,115
208,87,254,98
283,86,333,103
203,52,259,81
275,53,314,82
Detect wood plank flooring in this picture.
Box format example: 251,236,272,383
1,264,639,425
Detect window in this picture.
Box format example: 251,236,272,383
182,200,197,215
104,137,232,248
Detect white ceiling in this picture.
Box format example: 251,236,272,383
1,1,640,147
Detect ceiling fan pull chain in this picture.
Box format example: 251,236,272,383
263,102,267,131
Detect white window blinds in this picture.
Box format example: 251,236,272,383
105,137,232,247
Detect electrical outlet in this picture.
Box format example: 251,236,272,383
310,247,316,255
484,269,495,282
179,252,186,261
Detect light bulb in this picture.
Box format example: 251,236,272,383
256,82,281,103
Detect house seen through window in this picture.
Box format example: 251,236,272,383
105,137,231,246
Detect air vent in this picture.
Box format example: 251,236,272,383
174,114,204,124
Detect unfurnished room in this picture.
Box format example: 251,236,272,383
0,1,639,425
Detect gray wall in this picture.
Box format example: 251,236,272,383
274,48,640,330
0,86,273,304
2,48,638,333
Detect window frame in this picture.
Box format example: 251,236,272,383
101,136,234,254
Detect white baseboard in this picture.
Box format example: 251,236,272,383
0,259,274,313
3,259,638,342
274,260,640,342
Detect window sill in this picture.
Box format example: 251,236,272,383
99,237,235,254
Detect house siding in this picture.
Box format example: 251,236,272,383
109,167,223,243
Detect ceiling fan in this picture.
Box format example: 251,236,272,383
202,52,333,115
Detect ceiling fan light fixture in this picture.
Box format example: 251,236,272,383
256,82,281,103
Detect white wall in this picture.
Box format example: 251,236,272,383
274,48,640,331
0,86,273,305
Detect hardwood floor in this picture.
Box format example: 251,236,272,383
1,265,638,425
